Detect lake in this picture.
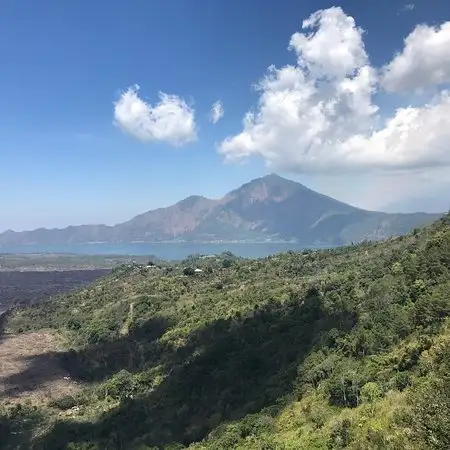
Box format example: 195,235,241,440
0,242,331,260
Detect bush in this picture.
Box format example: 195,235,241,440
360,382,381,404
389,372,411,391
183,267,195,276
48,395,79,410
328,418,352,448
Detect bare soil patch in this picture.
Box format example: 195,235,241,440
0,331,80,404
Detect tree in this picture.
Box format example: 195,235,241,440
183,267,195,276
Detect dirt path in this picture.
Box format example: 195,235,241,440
0,332,80,404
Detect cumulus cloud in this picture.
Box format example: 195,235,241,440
289,7,368,79
210,101,224,124
219,7,450,174
382,22,450,91
114,85,197,146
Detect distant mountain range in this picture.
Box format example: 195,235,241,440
0,174,443,246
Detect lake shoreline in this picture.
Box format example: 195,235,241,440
0,242,334,261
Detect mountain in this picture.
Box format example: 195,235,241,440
0,174,442,246
2,214,450,449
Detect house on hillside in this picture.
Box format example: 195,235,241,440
183,267,204,276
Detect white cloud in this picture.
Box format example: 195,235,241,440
114,85,197,146
219,7,450,174
289,7,368,78
402,4,415,12
382,22,450,91
210,100,224,124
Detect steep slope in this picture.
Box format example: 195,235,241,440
0,174,441,245
1,214,449,449
191,174,358,242
115,195,220,241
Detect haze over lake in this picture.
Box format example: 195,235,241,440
0,242,330,260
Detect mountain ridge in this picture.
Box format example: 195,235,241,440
0,174,442,246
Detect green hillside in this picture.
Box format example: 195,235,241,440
1,214,450,449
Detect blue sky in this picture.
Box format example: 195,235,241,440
1,0,450,231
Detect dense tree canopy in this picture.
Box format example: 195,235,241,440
1,214,450,449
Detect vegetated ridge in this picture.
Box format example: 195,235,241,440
0,174,441,246
1,214,449,449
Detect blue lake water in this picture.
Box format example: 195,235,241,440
0,242,331,260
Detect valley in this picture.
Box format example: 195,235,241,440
0,270,109,315
0,254,153,313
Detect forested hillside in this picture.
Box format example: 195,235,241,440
1,214,450,449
